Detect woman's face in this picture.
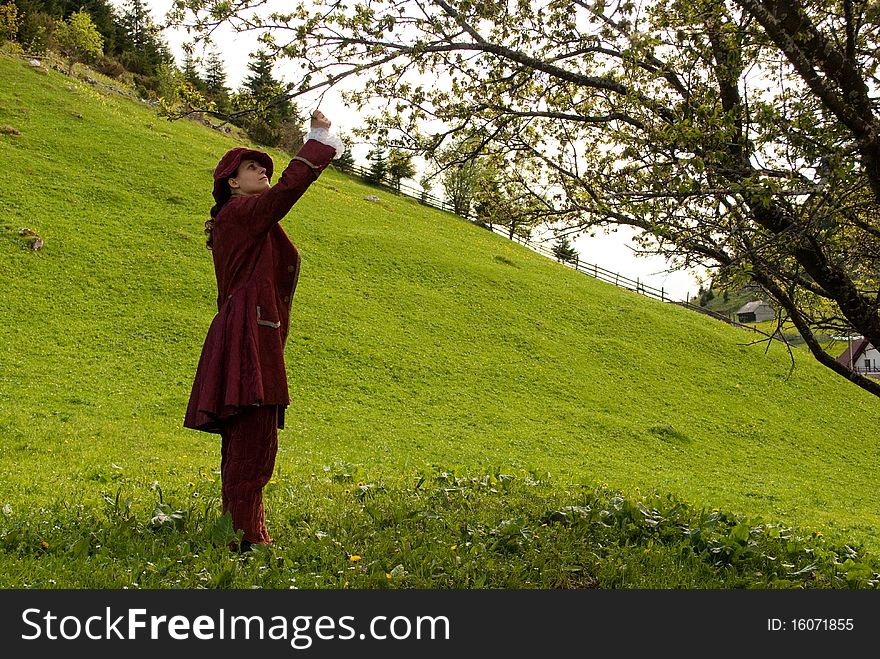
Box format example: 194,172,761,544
228,159,270,196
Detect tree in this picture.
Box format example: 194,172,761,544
202,48,225,94
365,148,387,186
471,161,542,240
442,159,479,217
66,0,118,53
241,49,293,122
15,7,53,54
168,0,880,397
203,47,229,111
386,148,417,193
54,8,102,73
181,46,202,88
10,0,118,54
116,0,146,51
236,49,296,145
115,0,171,76
0,2,19,42
333,133,355,171
552,234,579,264
154,58,181,105
277,115,308,156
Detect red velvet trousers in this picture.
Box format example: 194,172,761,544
219,404,279,545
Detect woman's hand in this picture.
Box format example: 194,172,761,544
310,110,331,130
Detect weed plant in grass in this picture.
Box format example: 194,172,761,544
0,466,876,589
0,51,878,587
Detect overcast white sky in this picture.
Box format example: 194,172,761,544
132,0,706,300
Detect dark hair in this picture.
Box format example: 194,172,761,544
205,180,232,251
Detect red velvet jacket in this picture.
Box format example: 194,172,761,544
184,139,336,433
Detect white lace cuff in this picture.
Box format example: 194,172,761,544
304,127,345,160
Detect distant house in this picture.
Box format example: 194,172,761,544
836,338,880,377
735,301,775,323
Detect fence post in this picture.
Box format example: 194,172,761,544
661,287,665,302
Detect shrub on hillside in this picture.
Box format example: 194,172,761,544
0,38,22,54
155,60,181,106
244,117,282,148
94,55,127,79
17,10,53,55
133,73,161,100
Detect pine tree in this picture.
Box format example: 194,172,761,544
366,148,387,186
333,135,355,171
116,0,171,76
203,47,229,111
181,47,202,87
387,148,416,193
235,50,294,145
117,0,147,52
241,49,292,122
551,234,579,263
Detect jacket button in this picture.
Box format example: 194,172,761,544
283,295,290,303
287,265,295,272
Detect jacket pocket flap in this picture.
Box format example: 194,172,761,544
256,305,281,329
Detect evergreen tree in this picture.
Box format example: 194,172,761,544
365,148,387,186
116,0,171,76
332,134,355,171
181,46,202,88
235,49,293,145
241,49,292,122
386,148,416,193
203,48,226,96
551,234,579,264
117,0,145,50
203,47,229,111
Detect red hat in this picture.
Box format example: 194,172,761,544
212,147,274,203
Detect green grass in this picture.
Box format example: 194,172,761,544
0,51,877,588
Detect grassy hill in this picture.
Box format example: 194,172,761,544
0,52,877,587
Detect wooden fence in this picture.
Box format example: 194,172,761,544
336,162,462,215
333,162,770,336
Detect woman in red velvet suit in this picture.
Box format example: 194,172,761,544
184,110,345,551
